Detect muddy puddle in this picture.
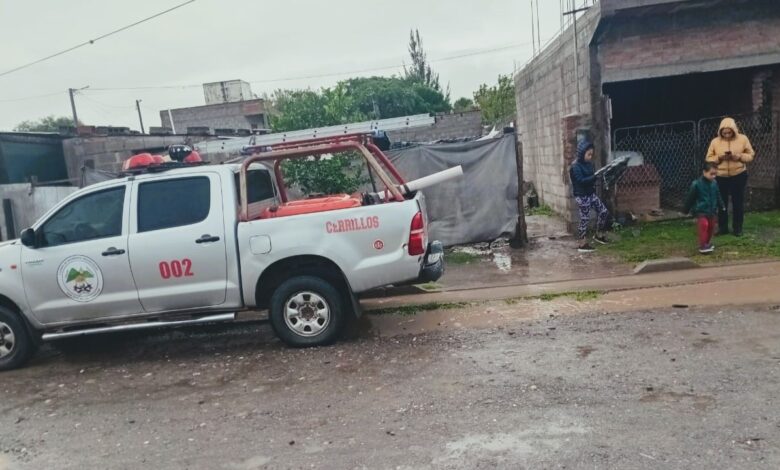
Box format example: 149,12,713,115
440,216,630,290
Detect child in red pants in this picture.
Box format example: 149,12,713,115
684,162,725,254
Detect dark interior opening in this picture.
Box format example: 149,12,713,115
604,67,757,129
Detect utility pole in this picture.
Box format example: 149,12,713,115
530,0,537,55
68,88,79,128
135,99,145,134
67,86,89,128
562,5,590,114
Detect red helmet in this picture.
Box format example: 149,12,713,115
122,153,154,171
184,150,202,163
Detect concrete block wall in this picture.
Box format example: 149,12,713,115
62,135,198,179
514,8,600,222
598,1,780,83
387,110,484,143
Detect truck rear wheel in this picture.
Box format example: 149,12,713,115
269,276,344,347
0,306,35,371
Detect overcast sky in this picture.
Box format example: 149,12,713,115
0,0,573,132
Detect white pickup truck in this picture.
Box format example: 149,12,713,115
0,136,449,370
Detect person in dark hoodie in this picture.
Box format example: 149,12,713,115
569,140,609,253
684,162,725,254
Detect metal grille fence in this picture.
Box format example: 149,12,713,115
611,112,780,215
612,121,698,212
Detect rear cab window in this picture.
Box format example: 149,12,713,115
236,166,278,219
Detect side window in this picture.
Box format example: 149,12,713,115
138,177,210,232
236,168,276,204
41,186,126,247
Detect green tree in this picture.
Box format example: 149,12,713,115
268,77,451,195
453,97,475,113
14,115,75,132
269,88,367,196
404,29,442,93
341,76,450,119
473,74,517,126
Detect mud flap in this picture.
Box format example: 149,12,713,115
348,289,363,318
417,241,444,283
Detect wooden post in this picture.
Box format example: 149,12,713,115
510,138,529,248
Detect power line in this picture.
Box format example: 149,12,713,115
79,93,136,110
86,41,534,92
0,41,534,104
0,91,65,103
0,0,196,79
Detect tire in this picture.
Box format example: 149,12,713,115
269,275,345,347
0,306,35,371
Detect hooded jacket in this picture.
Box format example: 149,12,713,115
705,118,755,177
684,176,724,216
570,140,596,197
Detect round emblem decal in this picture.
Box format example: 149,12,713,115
57,256,104,302
373,240,384,250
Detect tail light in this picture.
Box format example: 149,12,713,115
408,211,426,256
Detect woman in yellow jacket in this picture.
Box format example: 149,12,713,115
705,117,755,237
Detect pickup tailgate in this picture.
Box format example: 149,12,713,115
237,195,427,302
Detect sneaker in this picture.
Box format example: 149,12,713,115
699,244,714,254
593,235,609,245
733,230,743,237
578,243,596,253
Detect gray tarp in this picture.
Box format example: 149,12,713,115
387,133,519,246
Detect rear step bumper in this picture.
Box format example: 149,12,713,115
417,241,444,283
41,313,236,341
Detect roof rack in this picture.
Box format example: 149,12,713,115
196,113,435,157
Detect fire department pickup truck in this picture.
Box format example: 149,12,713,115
0,135,454,370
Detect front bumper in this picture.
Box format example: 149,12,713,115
417,241,444,283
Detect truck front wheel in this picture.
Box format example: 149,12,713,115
0,306,35,371
269,276,345,347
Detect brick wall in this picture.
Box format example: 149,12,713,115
514,8,600,222
599,1,780,83
159,99,269,134
387,110,484,143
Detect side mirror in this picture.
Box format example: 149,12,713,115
20,228,36,248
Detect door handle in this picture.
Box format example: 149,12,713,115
196,234,220,244
102,247,126,256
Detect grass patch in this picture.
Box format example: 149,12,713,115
371,301,471,316
537,290,602,302
416,282,443,292
527,204,554,216
446,251,482,265
603,211,780,264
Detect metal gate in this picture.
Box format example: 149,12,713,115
612,112,780,214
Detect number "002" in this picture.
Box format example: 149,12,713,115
159,259,194,279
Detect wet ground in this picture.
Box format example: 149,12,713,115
438,215,629,290
2,299,779,469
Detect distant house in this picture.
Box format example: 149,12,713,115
159,80,270,136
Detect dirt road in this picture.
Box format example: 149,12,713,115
1,294,779,469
